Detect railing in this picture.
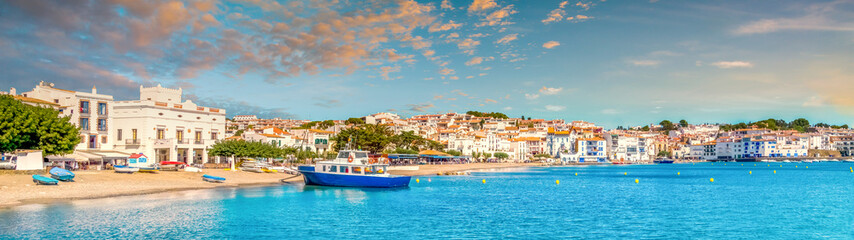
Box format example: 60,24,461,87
194,139,203,144
125,139,140,145
177,138,190,144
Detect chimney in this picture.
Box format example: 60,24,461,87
9,87,15,95
92,86,97,94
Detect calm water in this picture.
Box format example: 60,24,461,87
2,162,853,239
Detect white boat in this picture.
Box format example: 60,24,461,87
114,165,139,174
782,160,792,163
184,166,202,172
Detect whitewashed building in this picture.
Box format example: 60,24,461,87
22,81,114,151
111,85,226,164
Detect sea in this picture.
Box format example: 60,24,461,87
1,162,853,239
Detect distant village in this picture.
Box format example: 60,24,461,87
3,81,854,169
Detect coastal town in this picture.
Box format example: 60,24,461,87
3,81,853,173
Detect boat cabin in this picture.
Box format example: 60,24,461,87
316,150,389,175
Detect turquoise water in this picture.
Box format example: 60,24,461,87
1,162,853,239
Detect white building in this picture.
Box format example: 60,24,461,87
111,85,226,164
22,81,115,151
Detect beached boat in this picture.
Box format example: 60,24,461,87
138,167,159,173
298,150,410,188
32,175,59,185
202,174,226,183
184,166,202,172
653,158,674,164
159,161,186,171
48,167,75,181
113,165,139,173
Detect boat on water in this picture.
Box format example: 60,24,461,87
32,175,59,185
298,150,410,188
782,160,792,163
113,165,139,173
653,158,675,164
611,162,632,165
202,174,226,183
49,167,75,181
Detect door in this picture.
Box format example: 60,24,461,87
89,135,97,148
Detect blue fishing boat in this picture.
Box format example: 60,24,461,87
32,175,58,185
49,167,75,181
113,165,139,174
298,150,410,188
202,174,226,183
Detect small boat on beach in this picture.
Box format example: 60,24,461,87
298,150,410,188
32,175,59,185
184,166,202,172
138,167,159,173
49,167,75,181
114,165,139,173
159,161,187,171
202,174,226,183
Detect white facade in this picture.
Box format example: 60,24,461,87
111,85,226,164
22,81,114,151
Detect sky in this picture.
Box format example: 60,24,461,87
1,0,853,128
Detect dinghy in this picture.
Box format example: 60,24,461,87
202,174,226,183
138,167,159,173
114,165,139,174
49,167,75,181
32,175,59,185
184,166,202,172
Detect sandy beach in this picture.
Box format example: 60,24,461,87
0,163,537,209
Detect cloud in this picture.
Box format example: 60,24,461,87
439,68,455,75
468,0,498,12
601,109,619,114
539,87,563,95
476,5,517,27
452,89,469,96
566,15,593,22
428,20,463,32
542,9,566,24
314,99,342,108
441,0,454,10
484,98,497,104
542,41,561,49
545,105,566,111
407,103,436,112
630,60,661,66
457,38,480,49
495,33,518,44
525,93,540,100
802,96,825,107
465,56,492,66
575,2,592,11
710,61,754,69
734,2,854,35
380,65,401,80
186,94,298,119
503,106,513,110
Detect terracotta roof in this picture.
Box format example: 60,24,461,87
14,96,59,106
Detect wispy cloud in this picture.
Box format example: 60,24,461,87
734,1,854,35
629,60,661,66
545,105,566,111
542,41,561,49
407,103,436,112
495,34,518,44
525,93,540,100
711,61,753,69
539,86,563,95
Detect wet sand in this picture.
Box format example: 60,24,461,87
0,163,539,209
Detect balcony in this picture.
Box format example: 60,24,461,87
176,138,190,144
194,139,203,144
153,138,175,148
125,139,140,145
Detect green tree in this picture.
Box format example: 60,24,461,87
446,149,462,156
790,118,810,130
345,117,365,125
0,95,80,155
493,152,508,160
657,151,671,157
660,120,675,131
642,125,650,131
331,124,392,153
679,119,688,128
390,131,423,150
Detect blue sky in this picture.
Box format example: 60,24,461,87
1,0,853,128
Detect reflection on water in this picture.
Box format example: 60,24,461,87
1,162,853,239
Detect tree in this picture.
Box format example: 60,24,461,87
533,153,552,159
679,119,688,128
331,124,393,153
815,122,830,128
466,111,509,119
0,95,80,155
790,118,810,131
493,152,508,160
345,117,365,125
657,151,671,157
642,125,650,131
390,131,423,150
842,124,850,129
660,120,675,131
388,148,419,154
446,149,462,156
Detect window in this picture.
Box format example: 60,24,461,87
97,119,107,131
101,136,107,144
80,101,89,114
157,129,165,140
132,129,137,140
98,102,107,115
80,118,89,130
195,132,202,142
117,129,123,141
176,130,184,140
211,132,218,140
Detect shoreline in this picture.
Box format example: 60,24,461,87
0,163,538,210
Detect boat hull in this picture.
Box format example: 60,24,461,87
653,160,674,164
202,175,225,183
300,171,410,188
32,175,59,185
49,167,75,181
114,166,139,173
